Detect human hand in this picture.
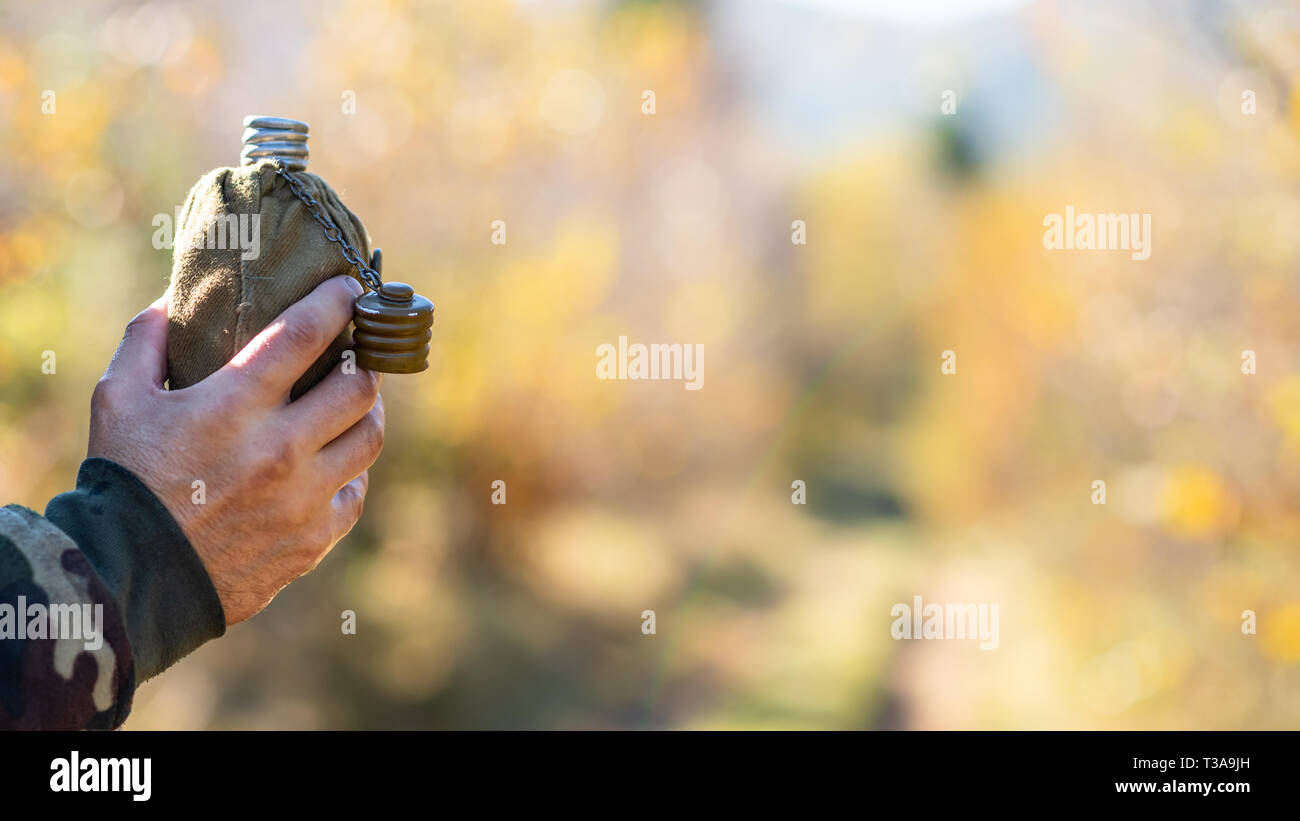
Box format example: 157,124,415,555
88,275,384,624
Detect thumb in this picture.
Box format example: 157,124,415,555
104,289,170,389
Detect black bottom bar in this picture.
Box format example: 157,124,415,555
0,730,1283,808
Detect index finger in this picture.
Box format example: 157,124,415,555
212,275,364,403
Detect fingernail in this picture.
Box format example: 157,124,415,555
345,277,364,297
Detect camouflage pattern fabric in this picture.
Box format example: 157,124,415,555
0,505,134,730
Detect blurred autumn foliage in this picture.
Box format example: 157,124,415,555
2,0,1300,728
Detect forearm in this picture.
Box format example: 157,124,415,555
45,458,226,681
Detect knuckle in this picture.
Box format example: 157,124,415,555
360,414,385,458
279,313,324,357
250,438,299,484
274,436,301,467
271,437,301,469
91,377,127,414
286,499,315,531
123,308,154,336
334,485,365,537
346,483,366,520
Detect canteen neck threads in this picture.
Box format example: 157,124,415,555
242,115,309,172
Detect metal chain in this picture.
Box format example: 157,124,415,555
273,162,383,292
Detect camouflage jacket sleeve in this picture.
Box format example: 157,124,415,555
0,457,226,730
